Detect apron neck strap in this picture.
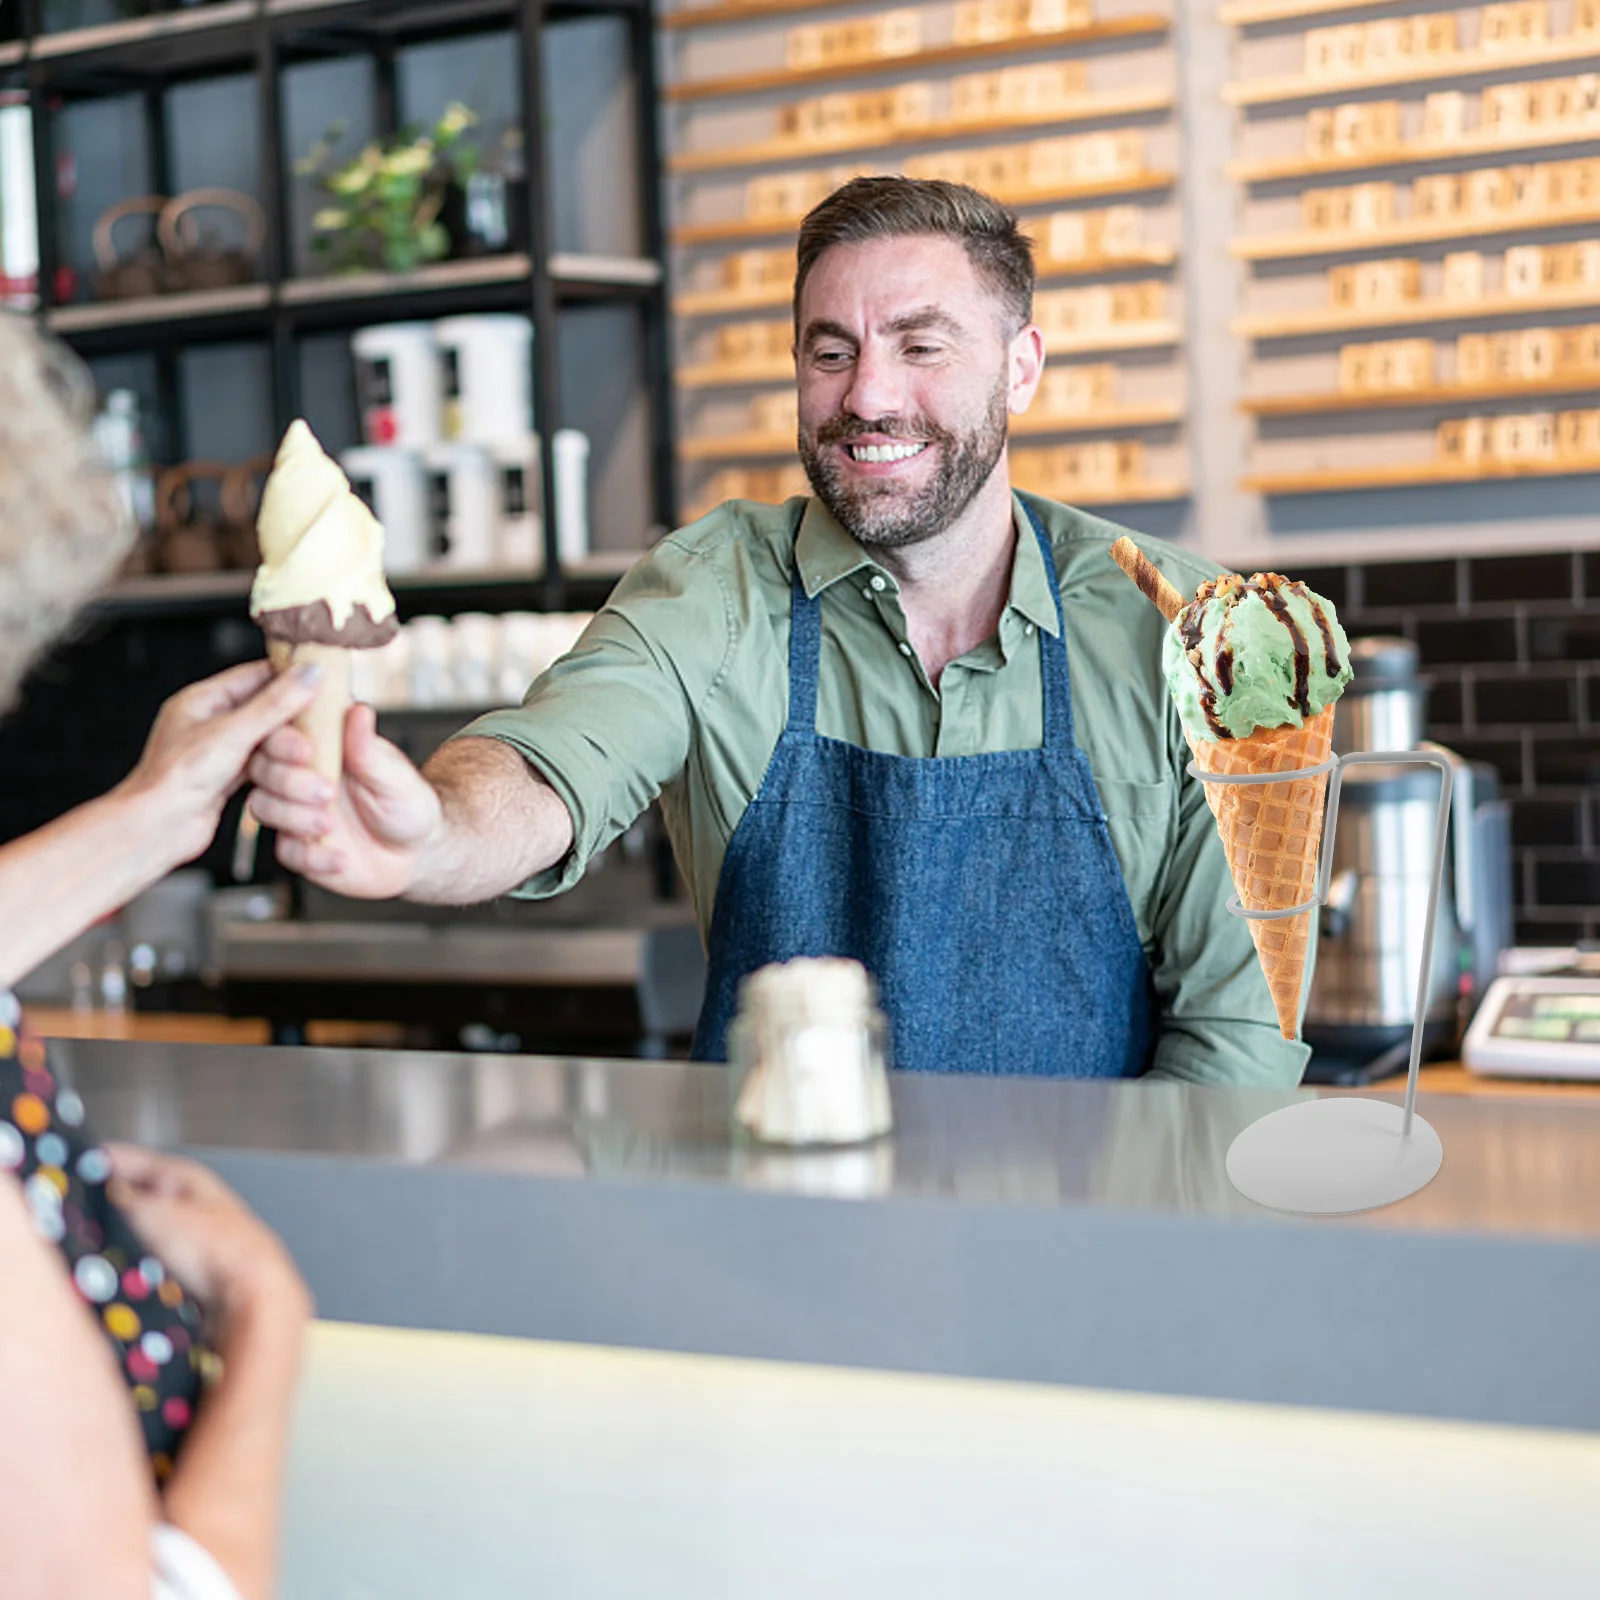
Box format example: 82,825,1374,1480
1020,497,1075,752
786,498,1077,749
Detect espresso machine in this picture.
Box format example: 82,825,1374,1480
1302,638,1514,1084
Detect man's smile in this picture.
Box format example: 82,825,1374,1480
842,439,930,467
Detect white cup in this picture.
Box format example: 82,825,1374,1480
352,323,442,448
434,314,534,444
488,435,544,572
404,615,454,708
450,612,500,707
552,428,590,566
339,446,429,575
422,444,497,570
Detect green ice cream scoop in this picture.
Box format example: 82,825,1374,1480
1162,573,1352,743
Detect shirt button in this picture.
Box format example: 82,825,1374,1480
861,587,873,600
1025,623,1035,636
870,575,887,592
898,641,912,657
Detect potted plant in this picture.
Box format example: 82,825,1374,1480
296,102,481,276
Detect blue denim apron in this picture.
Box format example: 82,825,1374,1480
691,502,1155,1077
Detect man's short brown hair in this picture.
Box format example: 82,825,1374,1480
794,176,1035,332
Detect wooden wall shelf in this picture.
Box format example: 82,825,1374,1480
1015,479,1189,504
664,0,892,31
666,16,1170,103
679,403,1185,459
1225,37,1600,110
1237,286,1600,341
667,88,1174,175
1244,456,1600,495
29,0,255,60
1233,201,1600,263
678,323,1181,387
1219,0,1412,24
1231,125,1600,187
671,172,1176,247
673,247,1178,316
1244,376,1600,416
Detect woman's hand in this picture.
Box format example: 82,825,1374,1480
105,1146,311,1334
247,701,445,900
116,660,323,872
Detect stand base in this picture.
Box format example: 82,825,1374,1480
1226,1097,1442,1215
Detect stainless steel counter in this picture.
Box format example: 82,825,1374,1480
53,1039,1600,1432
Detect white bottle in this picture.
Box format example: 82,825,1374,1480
93,390,155,530
552,428,590,567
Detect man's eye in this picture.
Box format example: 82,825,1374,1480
813,349,851,367
905,343,943,358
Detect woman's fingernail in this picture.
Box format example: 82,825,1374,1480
294,664,324,687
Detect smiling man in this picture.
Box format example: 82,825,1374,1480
249,176,1306,1084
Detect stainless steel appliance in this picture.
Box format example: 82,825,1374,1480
1304,638,1514,1082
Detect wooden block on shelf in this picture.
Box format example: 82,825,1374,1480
1329,257,1421,311
1413,172,1466,221
1584,409,1600,454
1305,107,1338,160
1036,363,1117,415
1580,325,1600,372
1303,23,1365,81
748,389,799,435
1337,343,1373,392
784,9,922,72
1464,167,1511,218
1490,411,1557,461
1503,243,1544,296
1488,331,1522,381
721,247,794,293
1456,333,1493,385
1406,13,1459,59
1109,280,1164,323
1437,416,1488,465
1479,1,1547,55
1518,326,1557,380
1580,0,1600,36
1422,91,1467,144
1441,251,1485,303
1556,408,1587,456
1095,206,1144,256
713,319,790,366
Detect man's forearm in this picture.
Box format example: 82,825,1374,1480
406,736,576,905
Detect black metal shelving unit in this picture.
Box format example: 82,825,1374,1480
8,0,676,618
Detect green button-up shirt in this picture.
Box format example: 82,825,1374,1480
466,490,1309,1086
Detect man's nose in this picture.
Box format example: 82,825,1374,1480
843,347,904,420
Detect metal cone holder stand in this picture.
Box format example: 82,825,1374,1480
1190,749,1453,1215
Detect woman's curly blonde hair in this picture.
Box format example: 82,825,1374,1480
0,312,136,713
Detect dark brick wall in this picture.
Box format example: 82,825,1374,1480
1291,553,1600,949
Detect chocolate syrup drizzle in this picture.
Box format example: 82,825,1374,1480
1179,603,1231,740
1180,576,1340,738
1245,579,1311,717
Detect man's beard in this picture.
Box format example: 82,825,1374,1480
797,376,1009,550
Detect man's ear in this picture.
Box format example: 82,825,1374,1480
1008,323,1047,415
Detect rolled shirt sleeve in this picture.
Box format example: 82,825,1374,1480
459,534,731,900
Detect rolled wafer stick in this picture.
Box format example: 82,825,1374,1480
267,638,352,783
1110,535,1187,623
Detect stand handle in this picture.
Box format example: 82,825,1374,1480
1320,752,1453,1138
1188,748,1453,1139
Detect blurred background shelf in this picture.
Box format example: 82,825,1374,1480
1231,127,1600,186
1234,206,1600,263
665,16,1171,102
1245,457,1600,495
1244,379,1600,417
1237,288,1600,341
1219,0,1414,21
1225,37,1600,110
667,89,1175,175
670,172,1176,246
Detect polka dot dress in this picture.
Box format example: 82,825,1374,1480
1,992,210,1481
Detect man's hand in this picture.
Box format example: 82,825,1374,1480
247,701,443,900
116,660,322,871
105,1146,311,1335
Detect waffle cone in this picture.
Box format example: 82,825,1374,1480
266,638,352,783
1187,705,1335,1039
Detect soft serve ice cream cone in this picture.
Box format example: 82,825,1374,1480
252,420,398,780
1111,538,1353,1039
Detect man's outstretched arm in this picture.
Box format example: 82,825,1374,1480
249,707,574,905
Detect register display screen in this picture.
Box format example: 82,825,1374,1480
1491,991,1600,1043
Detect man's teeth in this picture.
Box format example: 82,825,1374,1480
848,442,927,463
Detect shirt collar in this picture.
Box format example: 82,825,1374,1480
793,493,1061,639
